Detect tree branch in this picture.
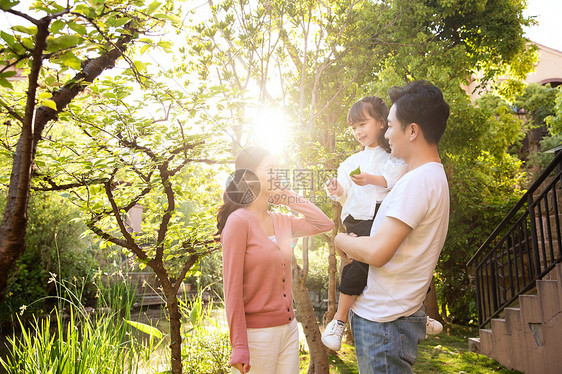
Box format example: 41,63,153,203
32,175,109,191
5,9,40,25
31,22,139,152
0,97,24,124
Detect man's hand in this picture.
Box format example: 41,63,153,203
335,232,357,261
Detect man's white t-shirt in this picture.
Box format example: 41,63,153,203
352,162,450,322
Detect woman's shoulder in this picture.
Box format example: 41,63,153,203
224,208,252,228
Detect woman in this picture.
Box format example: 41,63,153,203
217,146,334,373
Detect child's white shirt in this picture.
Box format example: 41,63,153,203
336,146,407,221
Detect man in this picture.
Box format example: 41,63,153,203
335,80,450,373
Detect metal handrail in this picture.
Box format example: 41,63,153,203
467,149,562,327
468,150,562,266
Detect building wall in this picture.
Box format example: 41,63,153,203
463,41,562,100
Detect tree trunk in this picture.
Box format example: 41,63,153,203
0,18,50,298
154,264,183,374
323,202,342,325
424,277,443,323
166,294,183,374
293,262,329,374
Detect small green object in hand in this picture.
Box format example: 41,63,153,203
350,167,361,176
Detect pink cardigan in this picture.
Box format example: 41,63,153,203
221,190,334,365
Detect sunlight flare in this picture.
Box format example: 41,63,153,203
248,106,292,156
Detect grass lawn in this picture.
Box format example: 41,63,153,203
300,324,522,373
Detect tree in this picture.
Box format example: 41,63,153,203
30,74,224,374
363,0,534,322
185,1,400,371
0,1,229,373
546,88,562,136
0,0,172,298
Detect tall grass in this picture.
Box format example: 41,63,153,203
0,276,161,374
0,309,143,374
180,286,231,374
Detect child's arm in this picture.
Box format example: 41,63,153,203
350,173,388,187
350,156,408,188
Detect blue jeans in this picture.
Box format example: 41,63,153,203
350,307,426,374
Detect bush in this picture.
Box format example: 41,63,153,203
0,192,98,329
180,291,231,373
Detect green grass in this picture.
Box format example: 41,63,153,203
415,324,521,373
300,324,522,374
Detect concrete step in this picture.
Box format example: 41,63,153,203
490,319,513,369
504,308,526,372
471,263,562,373
468,337,480,354
478,328,493,356
520,294,542,324
537,279,561,321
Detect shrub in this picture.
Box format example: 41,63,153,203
0,192,98,329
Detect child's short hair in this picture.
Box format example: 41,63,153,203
388,81,450,144
347,96,390,152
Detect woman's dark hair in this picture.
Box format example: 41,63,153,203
388,80,450,144
347,96,391,152
216,146,272,236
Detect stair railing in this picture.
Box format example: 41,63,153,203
467,149,562,328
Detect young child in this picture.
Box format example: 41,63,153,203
322,96,442,351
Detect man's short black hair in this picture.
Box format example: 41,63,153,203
388,81,450,144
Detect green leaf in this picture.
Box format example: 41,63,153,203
133,60,148,71
140,44,151,55
189,297,202,326
107,16,130,28
1,70,17,78
12,25,37,35
20,37,35,50
0,77,13,89
42,99,57,110
51,20,65,34
350,166,361,176
73,4,95,18
157,40,172,52
60,51,82,70
46,35,83,52
0,0,18,11
68,22,87,35
153,13,180,22
0,31,15,48
114,17,131,28
146,1,161,14
124,320,163,339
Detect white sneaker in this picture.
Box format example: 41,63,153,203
426,316,443,335
321,319,346,351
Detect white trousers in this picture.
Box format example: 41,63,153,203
231,319,300,374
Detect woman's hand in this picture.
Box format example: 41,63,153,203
232,363,251,373
268,185,292,205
